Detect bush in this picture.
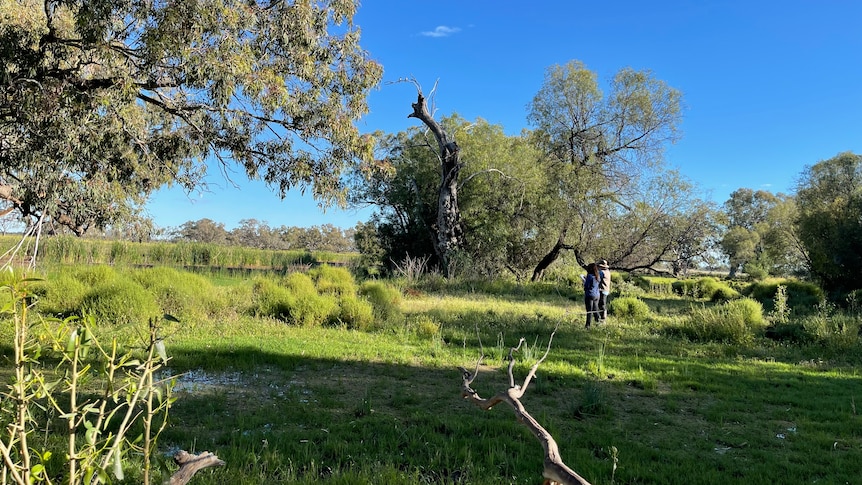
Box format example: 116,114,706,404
250,277,293,321
637,276,675,296
283,272,338,326
131,267,226,322
724,298,764,326
609,297,651,320
710,284,741,302
672,277,729,300
765,322,812,344
33,274,89,317
359,281,402,322
71,265,118,287
309,264,357,296
679,298,764,344
81,278,161,325
334,294,375,330
746,279,824,313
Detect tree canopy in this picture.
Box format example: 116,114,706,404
795,152,862,293
526,60,697,279
719,188,803,278
0,0,382,235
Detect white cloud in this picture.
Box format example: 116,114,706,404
420,25,461,38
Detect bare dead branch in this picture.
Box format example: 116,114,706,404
169,450,225,485
459,331,592,485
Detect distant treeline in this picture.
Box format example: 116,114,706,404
0,235,357,269
167,218,357,253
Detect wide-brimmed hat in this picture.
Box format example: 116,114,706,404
598,259,609,269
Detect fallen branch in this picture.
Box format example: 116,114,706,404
458,330,592,485
168,450,225,485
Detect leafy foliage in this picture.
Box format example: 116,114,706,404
719,188,803,278
795,152,862,292
0,0,382,234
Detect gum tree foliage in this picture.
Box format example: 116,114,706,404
719,188,803,278
0,0,382,235
795,152,862,293
526,60,696,280
349,115,545,278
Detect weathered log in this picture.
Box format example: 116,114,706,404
459,332,592,485
168,450,225,485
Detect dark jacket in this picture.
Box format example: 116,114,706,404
584,274,599,299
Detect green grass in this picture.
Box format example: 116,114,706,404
2,265,862,484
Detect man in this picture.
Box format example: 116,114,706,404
597,260,611,321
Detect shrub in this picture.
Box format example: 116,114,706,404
250,277,293,321
746,279,824,313
636,276,674,296
724,298,764,326
33,274,89,317
283,272,338,326
609,297,651,320
309,264,357,296
710,284,741,302
765,322,812,344
359,281,402,322
71,265,118,287
673,277,728,300
131,267,226,322
679,298,764,344
81,278,161,325
335,294,375,330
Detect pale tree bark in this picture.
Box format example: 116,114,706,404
407,90,464,277
169,450,225,485
459,333,592,485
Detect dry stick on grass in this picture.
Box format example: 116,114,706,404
168,450,225,485
458,328,593,485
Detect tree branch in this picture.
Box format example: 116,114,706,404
169,450,225,485
458,329,592,485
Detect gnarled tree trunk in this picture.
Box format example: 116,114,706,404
408,91,463,277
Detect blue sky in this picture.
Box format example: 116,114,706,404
145,0,862,231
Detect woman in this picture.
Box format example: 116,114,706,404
583,262,600,328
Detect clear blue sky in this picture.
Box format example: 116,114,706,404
145,0,862,231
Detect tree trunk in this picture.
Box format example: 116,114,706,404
408,92,463,277
531,229,571,282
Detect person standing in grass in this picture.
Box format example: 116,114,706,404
583,262,600,328
597,259,611,322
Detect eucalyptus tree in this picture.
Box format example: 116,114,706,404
0,0,382,236
719,188,803,278
526,60,684,280
795,152,862,292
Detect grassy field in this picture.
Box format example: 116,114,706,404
1,260,861,484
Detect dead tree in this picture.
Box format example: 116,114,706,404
168,450,225,485
459,333,592,485
407,86,464,277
